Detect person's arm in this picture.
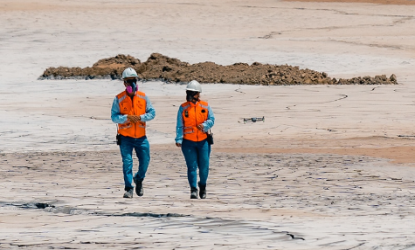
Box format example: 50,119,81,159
111,97,128,124
139,96,156,122
175,106,184,145
201,105,215,132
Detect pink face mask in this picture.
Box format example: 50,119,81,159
126,82,138,94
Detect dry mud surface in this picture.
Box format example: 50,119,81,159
2,149,415,249
40,53,398,85
286,0,415,4
2,0,415,249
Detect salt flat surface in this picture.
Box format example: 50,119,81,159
1,0,415,249
1,0,415,153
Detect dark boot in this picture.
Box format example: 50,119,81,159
123,188,133,199
134,178,144,196
190,187,198,199
198,182,206,199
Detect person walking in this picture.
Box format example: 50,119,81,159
111,67,156,198
175,80,215,199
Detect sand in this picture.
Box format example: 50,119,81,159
286,0,415,5
1,0,415,249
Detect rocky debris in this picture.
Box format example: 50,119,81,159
39,53,398,85
93,54,140,68
40,54,140,80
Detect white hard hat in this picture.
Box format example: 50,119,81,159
186,80,202,93
122,67,138,79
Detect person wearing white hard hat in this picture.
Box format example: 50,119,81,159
111,67,156,198
175,80,215,199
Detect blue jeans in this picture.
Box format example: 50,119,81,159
181,139,211,188
119,135,150,190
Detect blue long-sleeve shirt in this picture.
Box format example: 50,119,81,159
111,94,156,124
175,102,215,144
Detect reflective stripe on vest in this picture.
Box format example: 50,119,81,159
181,100,209,142
117,91,147,138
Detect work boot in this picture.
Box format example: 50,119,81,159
123,189,133,199
134,178,144,196
198,182,206,199
190,187,198,199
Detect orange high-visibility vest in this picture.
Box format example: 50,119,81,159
181,100,209,142
117,91,147,138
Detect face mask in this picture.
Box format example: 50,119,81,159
125,80,137,94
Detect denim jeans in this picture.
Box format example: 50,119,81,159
181,139,211,188
119,135,150,190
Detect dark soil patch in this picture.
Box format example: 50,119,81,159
39,53,398,85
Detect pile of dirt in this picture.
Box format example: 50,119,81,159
39,53,398,85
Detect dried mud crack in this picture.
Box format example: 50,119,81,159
39,53,398,85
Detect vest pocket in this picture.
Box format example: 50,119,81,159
183,126,194,134
137,122,146,128
119,123,132,129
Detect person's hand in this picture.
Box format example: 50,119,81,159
127,115,135,123
127,115,141,123
196,124,204,131
175,143,182,148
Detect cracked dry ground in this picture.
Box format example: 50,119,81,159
1,150,415,249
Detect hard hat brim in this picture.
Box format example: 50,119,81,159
186,88,200,92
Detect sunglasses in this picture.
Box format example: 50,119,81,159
186,90,199,96
125,79,137,85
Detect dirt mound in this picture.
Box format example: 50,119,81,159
39,53,398,85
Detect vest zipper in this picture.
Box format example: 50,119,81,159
194,104,198,141
132,95,136,138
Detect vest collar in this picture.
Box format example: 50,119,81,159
187,100,200,106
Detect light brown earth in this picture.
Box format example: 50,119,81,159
286,0,415,5
198,137,415,165
40,53,398,85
